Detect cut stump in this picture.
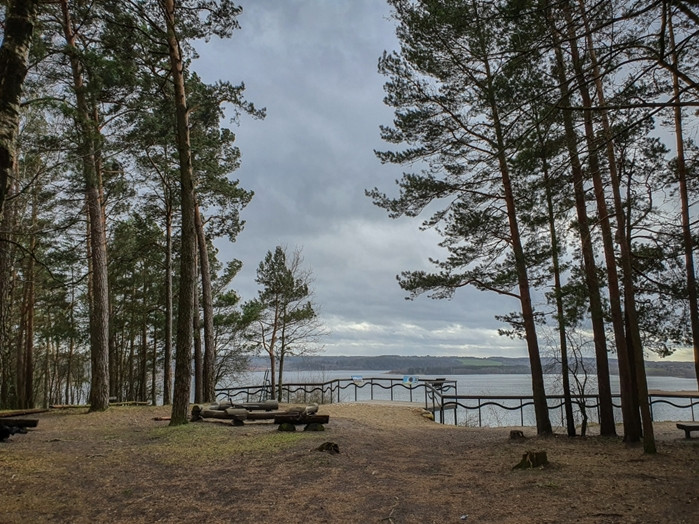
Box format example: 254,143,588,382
513,450,548,469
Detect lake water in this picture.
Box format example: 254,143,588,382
225,370,698,428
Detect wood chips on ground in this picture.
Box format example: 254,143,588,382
1,402,698,523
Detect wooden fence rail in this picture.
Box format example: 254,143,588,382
216,379,699,428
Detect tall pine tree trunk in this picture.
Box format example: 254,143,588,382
195,203,216,402
667,6,699,390
547,11,616,436
60,0,110,412
539,128,576,436
0,0,38,214
193,268,203,404
163,0,197,426
0,178,17,408
163,200,173,405
481,42,551,435
577,0,655,452
563,3,640,441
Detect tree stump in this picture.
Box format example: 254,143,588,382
315,442,340,454
509,430,525,440
513,450,548,469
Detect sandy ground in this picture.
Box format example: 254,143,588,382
1,402,698,523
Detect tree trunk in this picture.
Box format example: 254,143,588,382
0,177,17,408
163,201,173,405
151,328,157,406
139,269,148,402
547,10,616,437
667,6,699,391
482,46,551,435
563,3,640,442
195,204,216,402
577,0,655,453
277,323,286,402
0,0,39,214
193,269,203,404
540,140,576,437
163,0,197,426
65,276,75,405
23,190,37,408
60,0,110,412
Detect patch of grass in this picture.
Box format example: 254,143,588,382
143,423,309,466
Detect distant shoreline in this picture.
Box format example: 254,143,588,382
252,354,697,380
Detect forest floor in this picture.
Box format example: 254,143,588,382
1,402,698,523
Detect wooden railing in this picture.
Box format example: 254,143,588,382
435,391,699,426
215,380,698,428
216,377,458,406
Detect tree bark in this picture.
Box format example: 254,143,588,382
667,5,699,391
547,9,616,437
482,47,552,436
195,204,216,402
162,0,197,426
0,180,16,408
540,137,576,437
163,200,173,405
576,0,655,452
23,189,37,408
193,267,203,404
60,0,110,412
563,2,641,442
0,0,39,214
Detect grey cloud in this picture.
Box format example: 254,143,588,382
199,1,528,358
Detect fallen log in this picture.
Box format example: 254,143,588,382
0,408,49,417
217,400,279,411
201,408,246,420
224,408,249,419
0,418,38,428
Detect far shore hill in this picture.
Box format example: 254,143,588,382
251,355,697,379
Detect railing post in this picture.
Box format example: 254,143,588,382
520,398,524,427
692,399,696,422
478,399,482,427
648,395,654,421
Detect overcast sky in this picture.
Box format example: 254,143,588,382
192,1,691,361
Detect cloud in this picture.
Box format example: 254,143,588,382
198,1,533,359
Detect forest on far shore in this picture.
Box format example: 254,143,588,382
260,355,697,379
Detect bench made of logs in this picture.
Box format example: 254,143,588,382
676,423,699,439
273,414,329,425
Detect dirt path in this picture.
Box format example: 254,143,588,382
1,403,698,523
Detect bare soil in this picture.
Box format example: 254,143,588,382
1,402,698,523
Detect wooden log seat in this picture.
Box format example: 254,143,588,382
676,423,699,439
273,414,329,425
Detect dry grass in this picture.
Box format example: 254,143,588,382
1,403,698,523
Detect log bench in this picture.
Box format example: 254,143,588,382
273,414,329,425
676,423,699,439
274,414,329,432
